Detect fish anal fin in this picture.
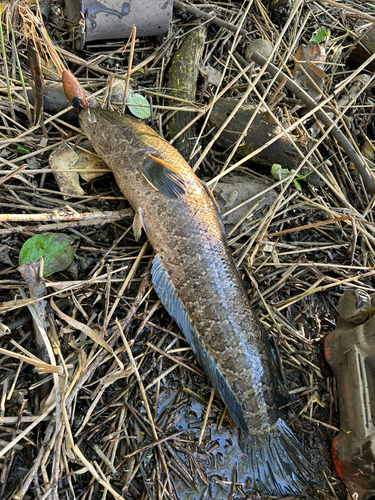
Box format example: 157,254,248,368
151,254,247,432
140,155,187,198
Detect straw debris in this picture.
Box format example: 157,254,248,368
1,1,375,499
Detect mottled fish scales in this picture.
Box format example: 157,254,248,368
78,107,313,496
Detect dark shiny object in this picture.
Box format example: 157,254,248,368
325,290,375,500
71,96,85,112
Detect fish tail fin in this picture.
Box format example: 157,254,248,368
240,418,313,497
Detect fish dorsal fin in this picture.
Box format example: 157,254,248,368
151,254,248,432
202,182,220,214
140,155,187,198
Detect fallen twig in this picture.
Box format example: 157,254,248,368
0,346,63,374
0,164,28,185
173,0,247,35
321,0,375,23
262,215,351,239
0,207,133,224
0,207,133,235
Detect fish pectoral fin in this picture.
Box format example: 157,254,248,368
140,155,187,198
132,208,148,241
132,213,142,241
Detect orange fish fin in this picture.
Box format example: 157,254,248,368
140,155,186,198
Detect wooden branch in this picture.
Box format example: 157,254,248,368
173,0,247,35
0,207,133,235
168,27,206,160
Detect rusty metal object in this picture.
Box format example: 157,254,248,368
325,290,375,500
65,0,172,49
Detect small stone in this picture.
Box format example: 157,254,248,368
245,38,273,63
214,175,277,236
201,65,222,87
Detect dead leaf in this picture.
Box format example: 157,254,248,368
361,141,374,161
293,42,326,102
49,143,85,197
200,65,223,87
27,39,44,126
0,297,36,315
305,60,327,81
76,140,109,181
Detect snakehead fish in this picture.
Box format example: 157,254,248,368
63,70,313,496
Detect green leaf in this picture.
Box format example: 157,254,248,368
310,28,329,44
137,68,145,73
271,163,296,181
17,146,30,153
271,164,304,190
126,93,151,119
19,233,75,277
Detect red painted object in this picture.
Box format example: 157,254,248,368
62,70,89,112
325,290,375,500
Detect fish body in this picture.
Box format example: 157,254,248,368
78,107,313,496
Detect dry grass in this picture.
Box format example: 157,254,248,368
0,1,375,499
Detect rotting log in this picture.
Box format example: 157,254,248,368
167,27,206,161
209,97,309,171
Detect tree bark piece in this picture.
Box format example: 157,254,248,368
168,27,206,161
209,97,309,171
